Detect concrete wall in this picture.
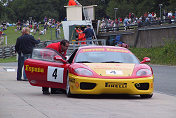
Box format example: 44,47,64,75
134,26,176,48
99,25,176,48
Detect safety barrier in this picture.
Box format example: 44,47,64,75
99,19,176,33
0,39,106,58
67,39,106,55
0,45,16,58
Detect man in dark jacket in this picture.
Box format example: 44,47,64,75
15,27,40,81
83,25,94,44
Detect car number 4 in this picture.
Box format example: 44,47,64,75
47,66,64,83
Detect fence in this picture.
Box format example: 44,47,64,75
0,45,16,58
0,39,106,58
99,19,176,33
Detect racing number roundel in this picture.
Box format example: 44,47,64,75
47,66,64,83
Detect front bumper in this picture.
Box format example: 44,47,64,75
69,74,154,95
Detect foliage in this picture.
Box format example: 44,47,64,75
1,41,176,65
1,0,176,23
130,41,176,65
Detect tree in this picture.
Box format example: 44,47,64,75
8,0,67,22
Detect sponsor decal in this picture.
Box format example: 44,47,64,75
106,70,123,75
105,82,127,88
82,48,105,52
106,48,129,53
25,65,44,73
69,78,75,83
81,48,130,53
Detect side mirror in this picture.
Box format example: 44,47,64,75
54,55,67,64
140,57,150,64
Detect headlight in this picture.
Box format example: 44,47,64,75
74,68,93,76
136,69,152,76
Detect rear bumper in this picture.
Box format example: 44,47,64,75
69,74,154,95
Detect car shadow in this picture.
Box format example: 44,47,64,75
69,94,148,99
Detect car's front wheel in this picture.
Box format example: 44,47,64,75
66,75,72,97
140,94,153,98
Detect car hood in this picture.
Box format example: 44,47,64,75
83,63,135,77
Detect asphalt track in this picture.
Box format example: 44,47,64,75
0,63,176,118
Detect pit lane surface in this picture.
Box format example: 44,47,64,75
151,65,176,96
0,63,176,118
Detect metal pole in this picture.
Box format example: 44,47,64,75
115,10,116,20
159,4,163,20
160,6,161,19
5,36,7,45
114,8,118,20
50,27,52,40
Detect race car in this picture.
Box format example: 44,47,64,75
24,46,154,98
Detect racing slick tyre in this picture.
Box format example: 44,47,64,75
66,75,72,97
140,94,153,98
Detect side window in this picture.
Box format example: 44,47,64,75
67,49,78,64
32,48,60,62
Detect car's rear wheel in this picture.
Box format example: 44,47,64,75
66,75,72,97
140,94,153,98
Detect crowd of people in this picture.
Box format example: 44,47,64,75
100,11,176,31
15,17,62,39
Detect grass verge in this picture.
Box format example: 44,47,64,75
0,56,17,63
130,41,176,65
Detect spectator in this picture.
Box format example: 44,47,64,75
44,16,47,23
55,21,61,39
42,40,69,95
15,27,40,81
168,11,173,18
123,17,129,30
44,22,47,34
83,25,94,44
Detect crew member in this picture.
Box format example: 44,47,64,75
42,39,69,95
75,27,86,44
83,25,94,44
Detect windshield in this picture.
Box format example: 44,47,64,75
75,51,139,64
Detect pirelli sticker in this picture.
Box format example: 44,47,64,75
105,82,127,88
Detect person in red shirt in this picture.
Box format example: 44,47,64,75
42,39,69,95
68,0,77,6
46,40,69,59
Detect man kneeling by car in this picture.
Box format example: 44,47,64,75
42,39,69,95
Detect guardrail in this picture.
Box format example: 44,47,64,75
67,39,106,55
0,39,106,58
0,45,16,58
99,19,176,33
99,24,137,33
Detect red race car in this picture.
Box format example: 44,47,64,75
24,46,154,98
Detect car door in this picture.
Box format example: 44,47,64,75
24,48,69,89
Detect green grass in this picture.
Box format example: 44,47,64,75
0,56,17,63
1,27,176,65
0,26,64,63
1,26,64,46
130,41,176,65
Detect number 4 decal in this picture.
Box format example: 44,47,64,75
47,66,64,83
52,69,57,79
